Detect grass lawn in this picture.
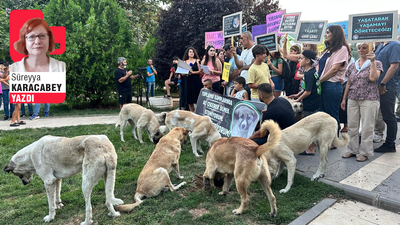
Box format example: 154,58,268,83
0,124,346,225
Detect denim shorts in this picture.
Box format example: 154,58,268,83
271,76,284,91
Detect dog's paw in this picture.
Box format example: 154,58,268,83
269,211,278,217
218,191,227,196
121,139,125,142
56,202,64,209
80,220,93,225
279,189,289,194
311,174,324,181
139,141,144,144
232,209,243,215
178,175,184,179
43,215,54,223
108,211,121,217
110,198,124,205
194,154,203,157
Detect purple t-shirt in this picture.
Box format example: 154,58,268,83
346,60,383,101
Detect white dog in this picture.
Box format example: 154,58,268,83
265,112,350,193
116,103,166,143
159,110,221,157
4,135,123,225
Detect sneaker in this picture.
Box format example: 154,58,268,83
356,155,368,162
342,152,356,158
29,113,33,117
21,114,26,118
44,112,49,117
374,143,396,153
3,116,9,121
373,134,383,143
29,114,40,120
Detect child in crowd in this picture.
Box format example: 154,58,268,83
202,79,213,91
289,50,321,155
164,56,181,98
230,76,249,100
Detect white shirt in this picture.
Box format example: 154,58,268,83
10,56,66,73
239,45,254,83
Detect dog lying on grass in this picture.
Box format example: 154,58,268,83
203,120,280,216
115,127,189,212
4,135,123,225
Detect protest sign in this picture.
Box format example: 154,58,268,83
348,11,399,42
222,62,230,81
266,10,286,35
205,31,224,49
252,24,267,41
242,23,247,33
255,33,278,52
296,21,328,43
223,11,242,38
279,12,301,33
195,89,264,138
327,21,348,40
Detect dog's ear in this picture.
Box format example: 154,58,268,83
4,161,16,173
182,128,190,136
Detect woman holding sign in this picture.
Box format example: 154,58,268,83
201,45,222,93
319,25,351,136
10,18,66,126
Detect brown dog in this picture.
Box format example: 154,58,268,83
203,120,281,216
115,127,189,212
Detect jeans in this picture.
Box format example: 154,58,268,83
21,103,33,115
146,81,155,102
320,81,343,134
34,103,50,115
379,88,398,146
2,89,14,117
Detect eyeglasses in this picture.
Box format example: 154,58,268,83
25,33,48,42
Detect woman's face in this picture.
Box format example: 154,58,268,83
208,47,216,57
25,25,49,56
357,44,369,58
324,28,333,43
188,49,194,58
218,51,225,59
289,48,298,55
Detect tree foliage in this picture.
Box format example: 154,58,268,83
154,0,279,80
44,0,139,108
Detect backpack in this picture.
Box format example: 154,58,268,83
280,59,292,82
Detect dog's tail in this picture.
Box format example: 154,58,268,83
115,106,128,128
332,132,350,148
256,120,281,156
114,193,144,212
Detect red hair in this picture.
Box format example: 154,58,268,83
14,18,55,55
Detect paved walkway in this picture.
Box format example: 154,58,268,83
1,114,399,224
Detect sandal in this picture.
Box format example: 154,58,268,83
10,122,20,127
299,151,315,156
164,95,171,98
18,121,26,125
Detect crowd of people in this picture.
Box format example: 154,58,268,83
155,27,400,162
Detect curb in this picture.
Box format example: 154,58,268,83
288,198,337,225
296,170,400,214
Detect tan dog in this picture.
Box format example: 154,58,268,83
282,96,303,121
265,112,350,193
115,127,189,212
159,110,221,157
116,103,166,143
4,135,123,225
203,120,281,216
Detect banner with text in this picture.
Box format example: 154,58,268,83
205,31,224,49
255,33,278,52
266,10,286,35
296,21,328,43
195,89,264,138
223,11,242,38
348,11,399,42
279,12,302,33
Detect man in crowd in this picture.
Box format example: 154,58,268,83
114,57,137,109
249,83,296,145
373,40,400,153
231,31,255,97
146,59,157,103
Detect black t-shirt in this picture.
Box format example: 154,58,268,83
302,67,320,111
115,68,132,93
262,97,296,130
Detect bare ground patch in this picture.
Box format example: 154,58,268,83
189,208,209,219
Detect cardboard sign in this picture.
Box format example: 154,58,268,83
242,23,247,33
255,33,278,52
222,62,230,81
195,89,264,138
348,11,399,43
205,31,224,49
296,21,328,43
327,21,349,40
266,10,286,35
223,11,242,38
252,24,267,41
279,12,301,33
